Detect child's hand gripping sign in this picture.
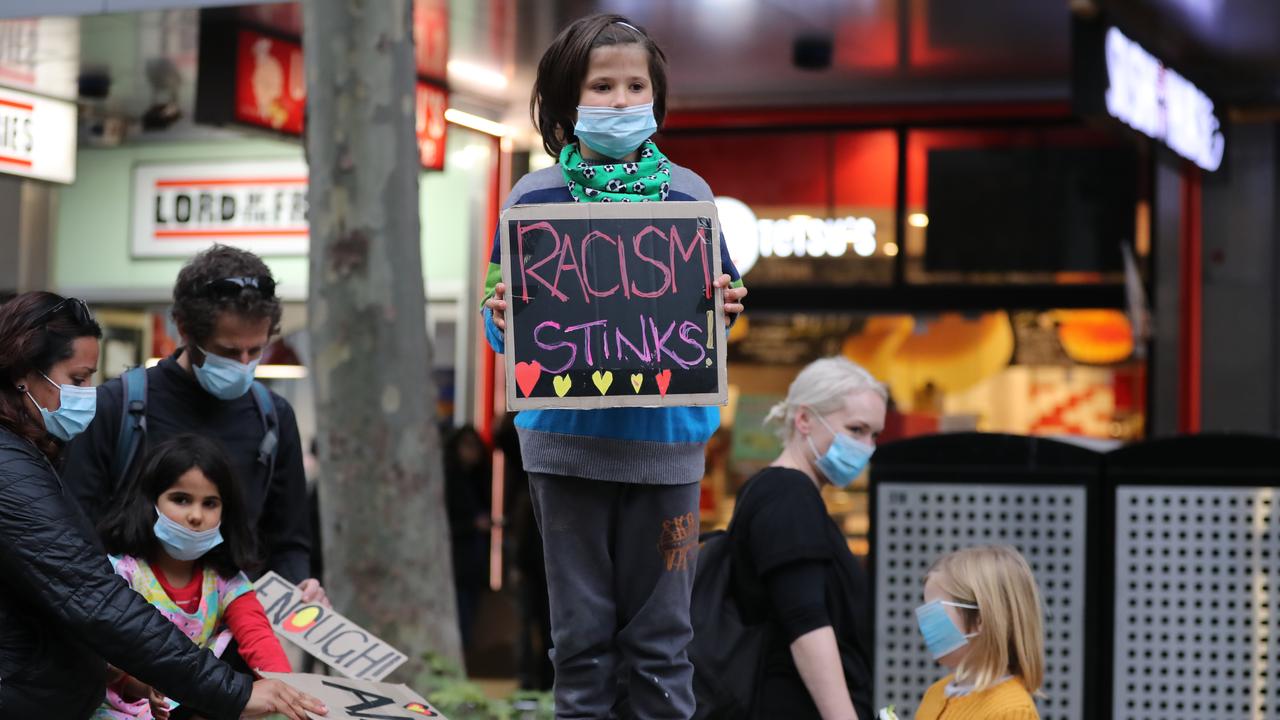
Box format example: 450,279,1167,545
499,201,728,410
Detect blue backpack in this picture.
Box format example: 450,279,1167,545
110,365,279,486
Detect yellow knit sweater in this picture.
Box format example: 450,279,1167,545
912,675,1040,720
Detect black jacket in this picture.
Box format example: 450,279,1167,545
0,426,252,719
63,352,311,582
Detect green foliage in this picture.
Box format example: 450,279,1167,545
412,652,555,720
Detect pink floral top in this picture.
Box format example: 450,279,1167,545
92,554,253,720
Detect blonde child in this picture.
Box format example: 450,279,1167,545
912,545,1045,720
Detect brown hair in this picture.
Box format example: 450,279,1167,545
0,292,102,459
171,245,281,346
531,13,668,158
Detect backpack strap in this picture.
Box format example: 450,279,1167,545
112,366,149,486
249,381,279,488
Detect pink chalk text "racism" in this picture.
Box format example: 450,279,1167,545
516,221,712,304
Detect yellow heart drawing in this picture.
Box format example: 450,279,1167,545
553,375,572,397
630,373,644,393
592,370,614,394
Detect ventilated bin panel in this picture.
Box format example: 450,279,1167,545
1113,487,1280,720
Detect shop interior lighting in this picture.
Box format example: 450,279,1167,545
450,142,493,170
447,59,510,91
445,108,511,138
883,242,900,257
907,212,929,228
528,151,557,171
144,358,308,379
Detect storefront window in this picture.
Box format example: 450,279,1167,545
659,130,898,287
903,126,1140,285
707,308,1146,552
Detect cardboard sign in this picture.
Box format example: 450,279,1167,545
500,201,727,410
254,572,408,681
260,673,447,719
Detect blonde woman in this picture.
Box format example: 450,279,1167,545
732,356,887,720
913,545,1045,720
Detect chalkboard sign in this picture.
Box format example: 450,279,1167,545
500,202,727,410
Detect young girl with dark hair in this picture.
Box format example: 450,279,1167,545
482,13,747,718
95,435,292,720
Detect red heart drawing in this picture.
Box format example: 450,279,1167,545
514,361,543,398
655,369,672,397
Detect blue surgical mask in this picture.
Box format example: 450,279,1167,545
805,413,874,488
574,103,658,160
153,506,224,561
915,599,980,659
26,373,97,442
193,346,258,400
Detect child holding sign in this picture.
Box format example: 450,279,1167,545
94,435,291,719
482,13,746,719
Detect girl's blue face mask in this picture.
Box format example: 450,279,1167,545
154,506,224,561
805,412,874,488
915,599,980,659
574,102,657,160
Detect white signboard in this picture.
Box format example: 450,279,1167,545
132,159,310,257
715,196,878,277
1104,26,1224,172
0,18,80,100
0,85,76,184
254,572,409,681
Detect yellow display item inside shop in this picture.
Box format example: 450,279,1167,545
701,309,1145,557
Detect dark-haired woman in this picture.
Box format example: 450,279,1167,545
479,14,747,718
94,434,292,719
0,292,325,720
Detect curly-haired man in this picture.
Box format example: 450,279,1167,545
64,246,325,608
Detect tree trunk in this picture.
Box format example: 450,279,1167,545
302,0,462,677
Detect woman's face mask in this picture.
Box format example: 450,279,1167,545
26,372,97,442
805,412,874,488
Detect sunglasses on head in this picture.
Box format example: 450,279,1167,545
30,297,94,328
205,276,277,299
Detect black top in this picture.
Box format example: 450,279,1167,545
732,466,874,720
62,351,312,582
0,426,251,718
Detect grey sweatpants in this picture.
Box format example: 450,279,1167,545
529,472,701,720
